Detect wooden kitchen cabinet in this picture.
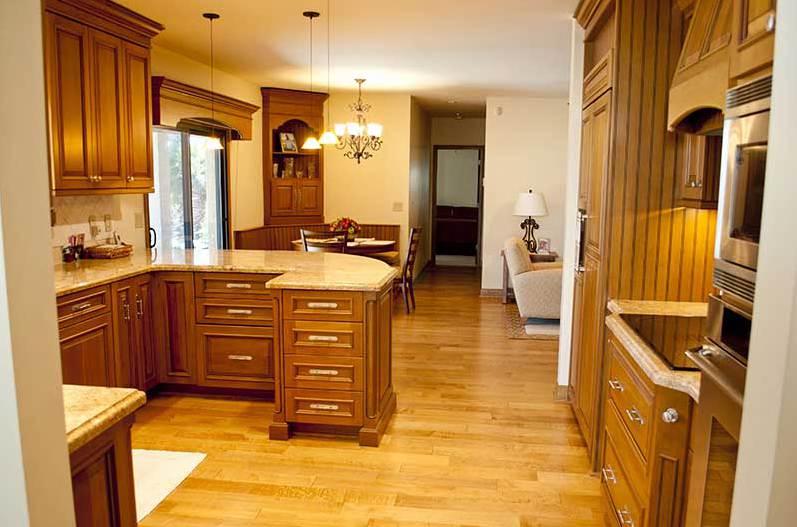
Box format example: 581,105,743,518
59,313,116,387
43,1,162,195
111,275,157,391
154,272,197,385
730,0,776,80
677,134,722,208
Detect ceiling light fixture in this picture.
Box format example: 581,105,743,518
334,79,383,164
203,12,224,150
301,10,321,150
318,0,337,145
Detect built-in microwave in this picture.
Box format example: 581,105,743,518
716,75,772,296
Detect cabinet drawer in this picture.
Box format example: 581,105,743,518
602,415,646,527
196,297,274,326
196,325,274,390
194,272,277,298
285,355,363,391
57,286,111,327
285,388,363,426
283,290,363,322
606,340,654,459
283,320,363,357
604,397,647,493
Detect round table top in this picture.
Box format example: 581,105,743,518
291,238,397,255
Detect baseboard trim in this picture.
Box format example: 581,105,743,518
480,288,502,297
553,384,571,402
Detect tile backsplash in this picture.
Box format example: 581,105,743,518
51,194,147,263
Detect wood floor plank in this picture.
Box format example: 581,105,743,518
133,267,604,526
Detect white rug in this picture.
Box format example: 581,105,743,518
132,449,206,521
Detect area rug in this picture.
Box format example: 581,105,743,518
132,449,206,521
504,304,560,340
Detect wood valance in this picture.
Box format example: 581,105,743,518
151,77,260,140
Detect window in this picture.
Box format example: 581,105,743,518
149,128,229,250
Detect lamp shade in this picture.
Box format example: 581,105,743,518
513,190,548,217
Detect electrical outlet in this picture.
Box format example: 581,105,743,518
392,202,404,212
134,212,144,229
103,214,112,232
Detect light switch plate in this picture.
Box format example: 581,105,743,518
134,212,144,229
392,202,404,212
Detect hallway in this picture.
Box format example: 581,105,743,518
132,266,603,526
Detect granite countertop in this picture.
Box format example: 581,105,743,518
63,385,146,453
54,249,398,296
606,299,707,401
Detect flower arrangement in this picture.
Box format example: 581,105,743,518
330,217,361,237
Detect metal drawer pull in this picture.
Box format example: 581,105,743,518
601,466,617,484
617,507,635,526
227,355,253,361
309,403,339,411
226,283,252,289
662,408,679,423
227,309,253,315
308,368,340,376
626,407,645,425
71,302,93,312
308,335,339,343
608,378,624,392
307,302,339,309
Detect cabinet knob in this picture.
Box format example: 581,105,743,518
126,175,135,182
662,408,679,423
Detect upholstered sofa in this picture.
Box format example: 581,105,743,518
503,238,563,320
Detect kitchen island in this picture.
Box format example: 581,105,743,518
55,249,398,446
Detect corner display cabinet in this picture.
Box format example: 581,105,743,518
261,88,328,224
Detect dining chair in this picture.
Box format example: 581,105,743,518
300,229,349,253
394,227,422,314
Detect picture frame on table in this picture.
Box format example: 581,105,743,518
537,238,551,254
279,132,298,152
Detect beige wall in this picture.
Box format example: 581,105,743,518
731,4,797,525
150,45,264,233
0,0,75,524
481,97,569,290
431,117,486,146
409,98,432,275
324,92,412,257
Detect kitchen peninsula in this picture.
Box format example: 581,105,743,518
55,249,397,447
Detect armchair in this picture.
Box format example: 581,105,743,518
503,238,562,320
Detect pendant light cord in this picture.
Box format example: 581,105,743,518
327,0,331,125
210,17,215,122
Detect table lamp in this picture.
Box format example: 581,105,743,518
513,189,548,252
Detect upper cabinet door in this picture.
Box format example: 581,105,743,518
585,92,611,254
122,42,154,190
89,29,126,189
45,13,95,191
730,0,776,79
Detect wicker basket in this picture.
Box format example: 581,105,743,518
84,243,134,259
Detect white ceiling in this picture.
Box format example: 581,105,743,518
119,0,577,116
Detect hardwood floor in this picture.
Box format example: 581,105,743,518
132,266,604,526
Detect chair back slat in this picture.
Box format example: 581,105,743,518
402,227,422,278
300,229,349,253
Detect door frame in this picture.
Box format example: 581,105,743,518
430,145,485,267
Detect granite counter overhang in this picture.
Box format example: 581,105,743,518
54,249,399,296
64,385,146,453
606,299,707,401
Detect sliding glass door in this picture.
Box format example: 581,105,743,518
149,128,229,251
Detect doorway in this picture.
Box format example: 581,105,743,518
432,146,484,267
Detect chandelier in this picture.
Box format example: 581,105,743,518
334,79,383,164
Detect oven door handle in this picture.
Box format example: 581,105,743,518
686,346,744,407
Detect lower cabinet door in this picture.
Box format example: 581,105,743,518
59,313,115,387
196,324,275,390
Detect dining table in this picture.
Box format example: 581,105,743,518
291,238,397,256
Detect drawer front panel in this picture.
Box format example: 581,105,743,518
283,290,363,322
606,342,653,459
195,272,277,298
285,388,363,426
196,297,274,326
196,325,274,389
602,420,646,527
283,320,363,357
57,286,111,327
285,354,363,391
604,398,647,492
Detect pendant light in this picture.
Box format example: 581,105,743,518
203,13,224,151
301,11,321,150
318,0,337,145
